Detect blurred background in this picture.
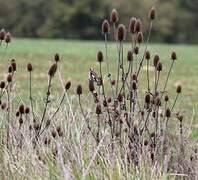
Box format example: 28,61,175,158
0,0,197,43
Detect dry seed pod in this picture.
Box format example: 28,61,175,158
149,7,156,20
117,93,123,102
7,74,12,82
110,9,119,23
0,81,6,89
176,85,182,93
145,93,151,104
117,24,126,41
0,29,6,40
25,107,30,114
145,50,151,60
5,32,11,43
129,17,136,34
48,63,57,77
76,85,82,95
102,20,110,34
157,61,162,71
164,95,169,102
1,102,7,110
97,51,103,62
153,54,160,67
171,51,177,60
65,81,71,91
137,32,143,44
19,104,25,114
11,59,17,71
134,19,142,33
165,108,171,118
96,104,102,115
27,63,33,72
54,53,60,62
127,51,133,61
89,80,95,92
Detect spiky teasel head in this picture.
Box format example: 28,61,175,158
102,20,110,34
137,31,143,44
97,51,103,62
145,50,151,60
54,53,60,62
8,66,13,73
145,93,151,104
149,6,156,20
7,74,12,83
117,93,123,102
132,81,137,90
1,102,7,110
0,81,6,89
111,79,116,86
10,59,17,71
165,108,171,118
110,9,119,23
129,17,137,34
19,104,25,114
27,63,33,72
153,54,160,67
89,79,95,92
134,47,139,55
0,29,6,40
65,81,71,91
117,24,126,41
48,63,57,77
171,51,177,60
5,32,11,43
156,61,162,71
95,104,102,115
127,50,133,61
76,84,82,96
25,107,30,114
134,19,142,33
164,94,169,102
176,85,182,93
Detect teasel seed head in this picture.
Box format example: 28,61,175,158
117,24,126,41
52,130,57,138
107,97,112,103
145,93,151,104
111,79,116,86
132,81,137,90
89,80,95,92
137,31,143,44
164,95,169,102
145,50,151,60
16,111,20,117
11,59,17,71
1,102,7,110
155,97,161,106
110,9,119,23
178,114,183,122
134,47,139,55
165,108,171,118
76,84,82,96
117,93,123,102
19,117,23,125
19,104,25,114
102,19,110,34
132,74,137,81
171,51,177,60
95,104,102,115
27,63,33,72
144,140,148,146
157,61,162,71
7,74,12,82
176,85,182,93
127,50,133,61
54,53,60,62
65,81,71,91
134,19,142,33
103,100,108,107
129,17,136,34
8,66,13,73
0,29,6,40
149,6,156,20
0,81,6,89
97,51,103,62
48,63,57,77
153,54,160,67
25,107,30,114
5,32,11,43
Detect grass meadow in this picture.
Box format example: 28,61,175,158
2,38,197,136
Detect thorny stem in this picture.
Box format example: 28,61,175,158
171,93,179,111
137,21,153,77
161,61,174,98
78,95,98,143
99,62,113,137
155,71,160,93
147,60,150,92
29,71,35,121
104,34,115,99
37,76,52,137
116,41,122,96
97,114,100,145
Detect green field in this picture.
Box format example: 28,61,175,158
0,38,197,132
